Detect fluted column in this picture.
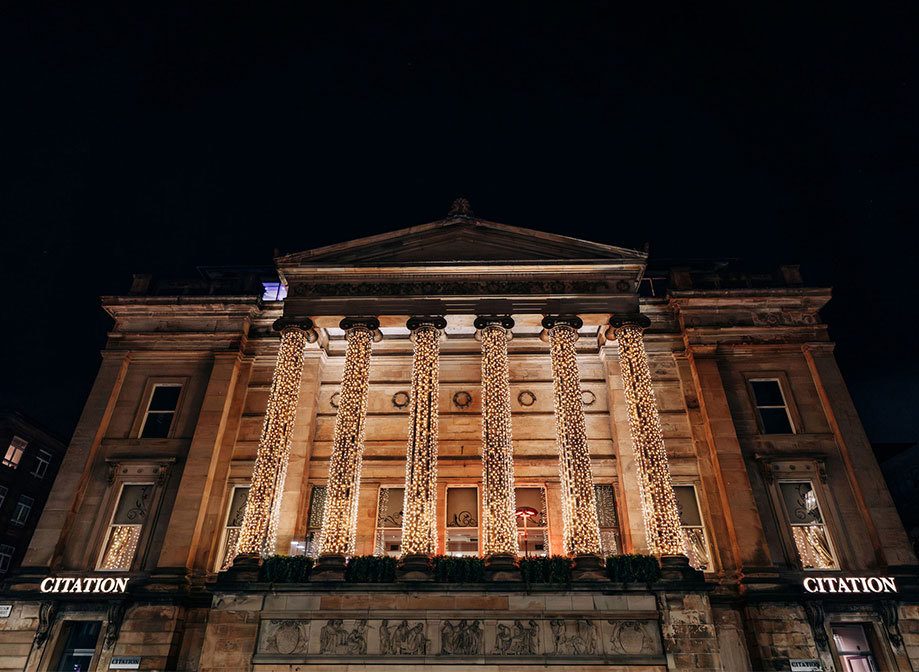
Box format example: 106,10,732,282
317,318,379,561
398,317,445,575
476,317,519,563
236,319,316,559
608,315,685,560
542,316,603,564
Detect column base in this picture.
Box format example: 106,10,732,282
396,553,434,582
571,553,606,582
310,554,347,582
485,553,522,582
660,554,704,583
223,552,262,583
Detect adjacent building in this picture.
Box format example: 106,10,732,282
1,203,917,671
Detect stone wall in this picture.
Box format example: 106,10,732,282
657,592,721,672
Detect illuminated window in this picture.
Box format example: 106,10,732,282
49,621,101,672
445,486,479,556
3,436,27,468
0,484,7,508
374,486,404,557
0,544,13,573
831,624,880,672
750,379,794,434
515,486,549,557
98,483,152,570
140,384,182,439
595,484,621,556
779,480,837,569
304,485,327,557
11,495,34,526
261,282,288,301
32,449,52,479
217,486,249,571
674,485,712,571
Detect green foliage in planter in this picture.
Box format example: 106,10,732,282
259,555,314,583
604,554,661,583
344,555,398,583
432,555,486,582
518,555,572,585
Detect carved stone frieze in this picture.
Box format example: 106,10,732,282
549,619,598,656
492,619,539,655
319,619,368,655
261,619,310,655
607,619,657,655
289,279,614,298
440,619,483,655
381,619,429,655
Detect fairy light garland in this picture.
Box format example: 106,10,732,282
237,326,309,557
546,322,603,556
479,322,519,557
614,321,685,557
318,325,374,556
400,322,442,556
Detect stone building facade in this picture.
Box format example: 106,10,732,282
1,206,917,671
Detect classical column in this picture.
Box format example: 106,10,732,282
475,316,520,580
397,316,446,580
313,317,379,580
608,315,688,575
542,316,605,580
235,319,316,567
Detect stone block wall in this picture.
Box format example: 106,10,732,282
742,603,825,671
0,601,39,672
657,592,721,672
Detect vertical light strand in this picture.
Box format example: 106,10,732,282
546,322,603,556
318,325,375,556
479,322,519,557
237,325,309,557
614,321,685,556
400,321,443,556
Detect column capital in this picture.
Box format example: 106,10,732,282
607,313,651,336
340,316,383,341
406,315,447,331
273,317,318,342
540,315,582,343
474,315,514,341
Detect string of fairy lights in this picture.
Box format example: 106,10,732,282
547,324,603,556
614,322,685,556
237,326,309,557
479,323,519,557
318,326,374,556
400,324,442,555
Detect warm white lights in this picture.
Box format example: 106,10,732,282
546,321,603,556
318,325,375,556
237,325,310,557
479,322,519,557
613,321,685,557
400,321,443,556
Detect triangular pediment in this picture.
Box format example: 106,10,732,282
278,217,645,266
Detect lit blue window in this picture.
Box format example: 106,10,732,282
261,282,288,301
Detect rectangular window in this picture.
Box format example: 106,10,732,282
261,281,288,301
0,484,7,508
11,495,34,526
445,486,479,556
374,486,404,557
50,621,101,672
674,485,712,571
779,480,837,569
831,624,880,672
304,485,327,557
3,436,27,468
98,483,152,570
0,544,13,573
595,484,621,556
217,486,249,571
140,384,182,438
515,486,549,557
750,379,794,434
32,448,52,479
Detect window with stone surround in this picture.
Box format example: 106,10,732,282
48,621,102,672
594,484,622,556
216,485,249,571
3,436,27,468
748,378,795,434
32,448,52,479
673,484,712,572
304,485,327,558
445,486,479,556
515,486,549,557
97,483,152,570
0,544,13,573
778,480,838,569
11,494,34,526
831,624,881,672
0,484,7,509
139,383,182,439
374,485,404,557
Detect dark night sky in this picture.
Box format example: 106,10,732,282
1,3,917,443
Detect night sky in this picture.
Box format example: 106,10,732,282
2,4,917,445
